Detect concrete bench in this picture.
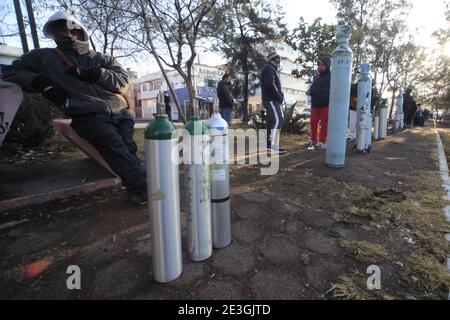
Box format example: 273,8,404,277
0,81,23,147
0,80,118,178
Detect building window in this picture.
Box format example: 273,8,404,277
141,83,148,92
152,81,162,91
204,79,217,88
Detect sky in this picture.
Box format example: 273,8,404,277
280,0,448,50
1,0,449,76
194,0,449,79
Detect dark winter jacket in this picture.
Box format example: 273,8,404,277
2,48,130,116
403,92,417,114
260,63,283,104
349,83,358,111
216,80,234,109
310,56,331,109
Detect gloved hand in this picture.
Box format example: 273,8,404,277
32,76,67,107
66,66,101,83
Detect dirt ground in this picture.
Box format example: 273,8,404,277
0,122,449,300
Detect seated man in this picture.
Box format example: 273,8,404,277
2,11,147,206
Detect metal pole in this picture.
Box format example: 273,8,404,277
326,24,353,168
24,0,40,49
145,116,182,283
13,0,29,53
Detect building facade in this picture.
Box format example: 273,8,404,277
244,41,309,115
135,41,308,121
0,44,23,76
135,64,225,121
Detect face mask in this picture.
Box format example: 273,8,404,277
318,64,327,74
56,38,89,55
272,59,280,70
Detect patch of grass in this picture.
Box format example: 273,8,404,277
133,129,146,158
328,272,371,300
339,240,389,263
300,252,311,265
329,272,398,300
404,254,450,292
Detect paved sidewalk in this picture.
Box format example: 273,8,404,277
0,124,449,299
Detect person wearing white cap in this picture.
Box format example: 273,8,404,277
259,50,286,155
2,11,148,206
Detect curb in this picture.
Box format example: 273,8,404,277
0,177,121,211
434,130,450,300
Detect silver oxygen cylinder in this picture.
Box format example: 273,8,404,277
364,96,373,151
355,63,372,152
305,76,313,109
145,115,182,283
379,99,388,139
374,111,380,140
184,117,213,262
394,89,404,131
207,112,231,249
326,24,353,168
356,104,368,152
156,91,165,115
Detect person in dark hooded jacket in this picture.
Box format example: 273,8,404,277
260,51,286,155
164,91,172,121
2,11,147,206
305,56,331,150
403,88,417,127
216,74,234,125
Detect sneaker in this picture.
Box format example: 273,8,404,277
316,142,327,150
304,141,316,148
128,189,148,206
271,145,287,155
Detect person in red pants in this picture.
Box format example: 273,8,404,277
305,56,331,150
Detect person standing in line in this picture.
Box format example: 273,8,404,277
216,74,234,125
260,51,286,154
304,56,331,150
164,91,172,121
348,83,358,142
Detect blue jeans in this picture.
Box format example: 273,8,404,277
220,107,233,125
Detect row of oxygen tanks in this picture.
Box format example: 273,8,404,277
323,23,402,167
144,111,231,283
353,63,403,153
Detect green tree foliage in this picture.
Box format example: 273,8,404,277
5,92,59,148
330,0,412,83
421,5,450,110
205,0,286,121
286,17,336,78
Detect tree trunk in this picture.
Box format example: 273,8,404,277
103,32,108,54
148,36,186,123
389,88,396,120
89,36,96,52
186,60,197,120
242,52,249,122
139,0,186,123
